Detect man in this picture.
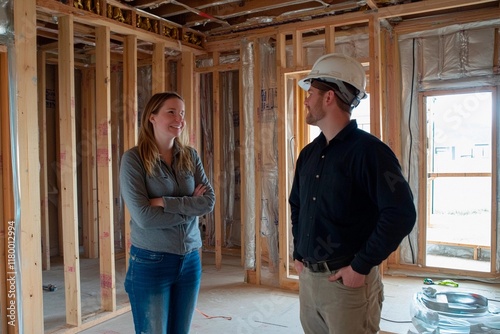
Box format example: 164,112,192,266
289,53,416,334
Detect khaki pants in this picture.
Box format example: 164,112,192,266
299,266,384,334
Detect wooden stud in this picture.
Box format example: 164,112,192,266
293,30,303,69
212,67,222,270
81,68,99,260
38,50,51,271
16,1,44,330
494,28,500,75
181,51,198,149
490,87,497,273
276,32,291,288
152,42,166,94
418,93,428,268
0,47,14,334
325,25,336,54
253,41,262,285
235,51,246,267
95,25,116,312
369,17,381,139
123,35,138,269
58,14,82,327
36,0,204,55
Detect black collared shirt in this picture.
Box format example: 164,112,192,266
289,120,416,275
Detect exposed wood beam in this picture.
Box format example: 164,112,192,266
36,0,204,54
155,0,324,22
377,0,498,19
393,6,500,35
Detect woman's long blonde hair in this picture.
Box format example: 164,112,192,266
137,92,194,176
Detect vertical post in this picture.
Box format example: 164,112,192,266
38,50,50,271
152,42,166,94
123,35,138,269
58,14,82,327
95,25,116,312
212,53,222,269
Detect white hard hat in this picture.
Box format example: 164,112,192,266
298,53,367,109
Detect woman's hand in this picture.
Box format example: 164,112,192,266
193,184,207,196
150,197,164,207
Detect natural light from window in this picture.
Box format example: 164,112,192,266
308,93,371,142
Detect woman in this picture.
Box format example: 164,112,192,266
119,92,215,333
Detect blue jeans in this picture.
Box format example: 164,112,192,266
125,245,202,334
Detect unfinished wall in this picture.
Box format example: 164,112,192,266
399,21,500,278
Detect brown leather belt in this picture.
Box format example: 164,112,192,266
302,256,353,273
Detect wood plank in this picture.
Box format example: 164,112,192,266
122,35,138,270
152,42,166,94
276,32,289,288
253,41,262,285
293,30,303,68
58,14,82,327
36,0,204,54
325,25,336,54
378,0,497,19
181,51,198,148
369,17,381,139
15,1,44,330
490,86,498,273
37,50,50,271
394,6,500,35
235,51,246,267
384,30,401,268
418,93,428,268
0,47,13,334
81,68,98,259
95,25,116,312
212,69,222,270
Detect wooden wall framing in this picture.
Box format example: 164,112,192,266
2,0,500,333
1,0,200,332
201,0,500,289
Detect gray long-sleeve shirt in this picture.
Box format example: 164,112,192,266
119,145,215,254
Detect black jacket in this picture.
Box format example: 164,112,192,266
289,120,416,275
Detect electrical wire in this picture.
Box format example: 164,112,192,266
381,316,413,324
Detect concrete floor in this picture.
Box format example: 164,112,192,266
43,253,500,334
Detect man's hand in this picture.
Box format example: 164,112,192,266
328,265,366,288
294,259,304,275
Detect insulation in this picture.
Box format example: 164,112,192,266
399,21,500,277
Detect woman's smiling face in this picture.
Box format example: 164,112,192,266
149,97,186,140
